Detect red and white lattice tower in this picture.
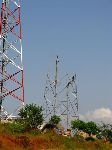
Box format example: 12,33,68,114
0,0,24,119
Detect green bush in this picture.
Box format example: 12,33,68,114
8,122,26,133
49,115,61,125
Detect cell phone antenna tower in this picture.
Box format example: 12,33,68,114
0,0,24,120
44,56,79,129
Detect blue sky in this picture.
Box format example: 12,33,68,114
20,0,112,115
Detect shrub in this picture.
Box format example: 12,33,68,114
49,115,61,125
8,122,26,133
18,103,44,130
71,120,99,136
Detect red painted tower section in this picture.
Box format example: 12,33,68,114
0,0,24,119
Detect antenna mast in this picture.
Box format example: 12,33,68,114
54,56,59,115
0,0,24,120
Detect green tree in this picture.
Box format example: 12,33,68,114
49,115,61,125
85,121,98,136
71,120,86,131
18,103,44,130
71,120,99,136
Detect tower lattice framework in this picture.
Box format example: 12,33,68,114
44,56,79,129
0,0,24,119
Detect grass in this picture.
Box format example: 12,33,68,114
0,123,112,150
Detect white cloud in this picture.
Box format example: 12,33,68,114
79,108,112,123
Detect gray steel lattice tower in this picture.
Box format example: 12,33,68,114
44,56,79,130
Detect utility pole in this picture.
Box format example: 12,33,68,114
54,56,59,115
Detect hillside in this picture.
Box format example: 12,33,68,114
0,130,112,150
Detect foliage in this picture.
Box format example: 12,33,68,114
18,103,44,130
71,120,86,131
0,122,14,134
85,121,99,136
106,130,112,143
8,121,26,133
49,115,61,125
71,120,99,136
97,123,112,143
